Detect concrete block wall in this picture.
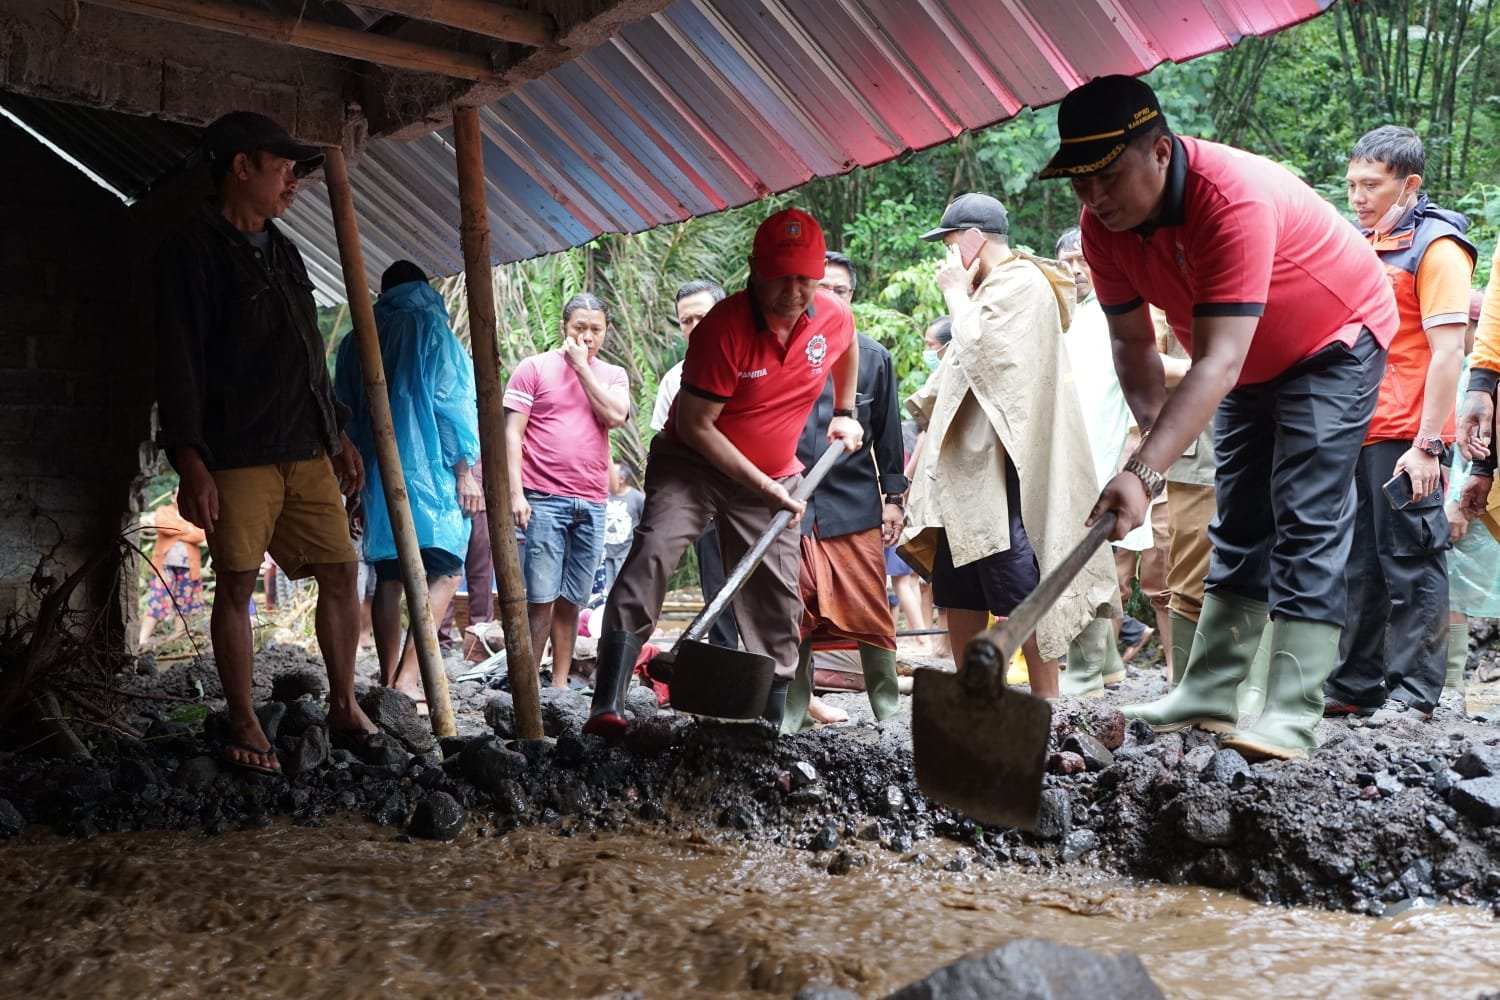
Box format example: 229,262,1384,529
0,117,147,623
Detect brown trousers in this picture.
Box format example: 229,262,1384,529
601,437,804,680
1165,481,1216,620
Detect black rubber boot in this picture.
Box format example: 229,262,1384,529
582,630,644,743
761,678,790,731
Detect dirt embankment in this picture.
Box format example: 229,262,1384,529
3,638,1500,917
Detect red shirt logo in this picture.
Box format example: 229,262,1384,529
805,333,827,368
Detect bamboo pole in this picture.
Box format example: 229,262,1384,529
323,145,456,739
452,104,544,741
82,0,501,82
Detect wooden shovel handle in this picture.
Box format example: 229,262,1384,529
960,511,1118,689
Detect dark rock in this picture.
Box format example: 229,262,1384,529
808,825,841,852
1048,752,1086,775
1061,829,1098,863
887,833,914,853
1063,733,1115,771
1433,769,1459,794
1454,747,1500,779
886,938,1164,1000
1374,772,1403,798
944,855,968,873
554,778,592,816
1450,776,1500,826
1182,744,1216,772
176,756,219,791
1035,788,1071,842
826,850,866,876
1202,749,1251,786
789,761,819,789
360,688,437,754
623,683,659,719
255,701,287,745
483,693,516,738
856,822,881,841
270,670,326,702
508,739,553,766
464,741,531,795
494,779,530,817
1126,718,1156,746
136,653,159,676
371,790,409,827
117,758,160,792
344,731,409,769
1075,705,1128,751
282,726,331,778
555,732,607,764
279,699,326,739
1181,804,1235,846
884,785,906,815
538,686,590,738
410,792,466,841
624,715,689,753
0,798,24,838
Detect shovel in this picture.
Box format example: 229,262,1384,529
659,441,847,720
913,511,1117,829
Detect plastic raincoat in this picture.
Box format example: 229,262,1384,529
334,280,480,564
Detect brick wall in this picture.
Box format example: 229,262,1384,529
0,117,153,627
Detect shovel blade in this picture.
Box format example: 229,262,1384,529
912,666,1052,830
666,640,776,721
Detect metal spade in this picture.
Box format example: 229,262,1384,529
913,511,1117,829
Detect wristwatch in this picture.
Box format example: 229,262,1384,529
832,407,856,418
1413,435,1446,457
883,493,905,508
1123,457,1166,500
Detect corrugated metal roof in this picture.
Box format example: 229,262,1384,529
6,0,1333,304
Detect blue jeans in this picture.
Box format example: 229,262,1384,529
521,490,606,606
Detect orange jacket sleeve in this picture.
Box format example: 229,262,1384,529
1468,243,1500,391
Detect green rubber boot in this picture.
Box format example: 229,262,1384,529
1235,631,1272,721
1446,620,1469,698
1167,610,1196,688
780,642,816,736
1062,618,1116,698
1222,618,1342,760
1123,592,1268,734
859,644,902,721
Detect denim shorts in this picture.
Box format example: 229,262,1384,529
521,490,606,606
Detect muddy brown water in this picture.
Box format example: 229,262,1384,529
1,822,1496,1000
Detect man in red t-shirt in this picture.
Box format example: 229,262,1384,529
1041,75,1399,760
583,208,864,739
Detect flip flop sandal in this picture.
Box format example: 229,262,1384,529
220,739,281,776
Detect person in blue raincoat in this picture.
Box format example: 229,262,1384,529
335,260,481,713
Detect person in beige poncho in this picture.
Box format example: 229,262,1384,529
899,193,1117,698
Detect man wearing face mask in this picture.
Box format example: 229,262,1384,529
583,209,863,738
1322,125,1475,726
899,194,1116,698
1043,75,1399,760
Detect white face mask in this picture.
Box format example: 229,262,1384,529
922,349,941,371
1373,177,1415,235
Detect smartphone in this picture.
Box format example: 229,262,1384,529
1382,472,1414,510
1382,471,1440,510
957,227,987,270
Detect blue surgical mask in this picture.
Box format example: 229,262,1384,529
923,349,941,371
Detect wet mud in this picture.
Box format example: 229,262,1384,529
4,629,1500,928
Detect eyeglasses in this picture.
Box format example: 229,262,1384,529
820,284,852,298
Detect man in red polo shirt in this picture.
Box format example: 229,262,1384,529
1041,75,1399,759
583,208,863,739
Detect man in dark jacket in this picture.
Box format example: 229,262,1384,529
782,251,908,731
155,111,377,774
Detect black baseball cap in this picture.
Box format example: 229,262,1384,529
204,111,325,177
920,192,1008,242
1039,75,1166,179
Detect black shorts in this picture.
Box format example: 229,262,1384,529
373,547,464,584
929,458,1039,616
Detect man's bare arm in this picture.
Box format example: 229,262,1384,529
677,391,804,518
